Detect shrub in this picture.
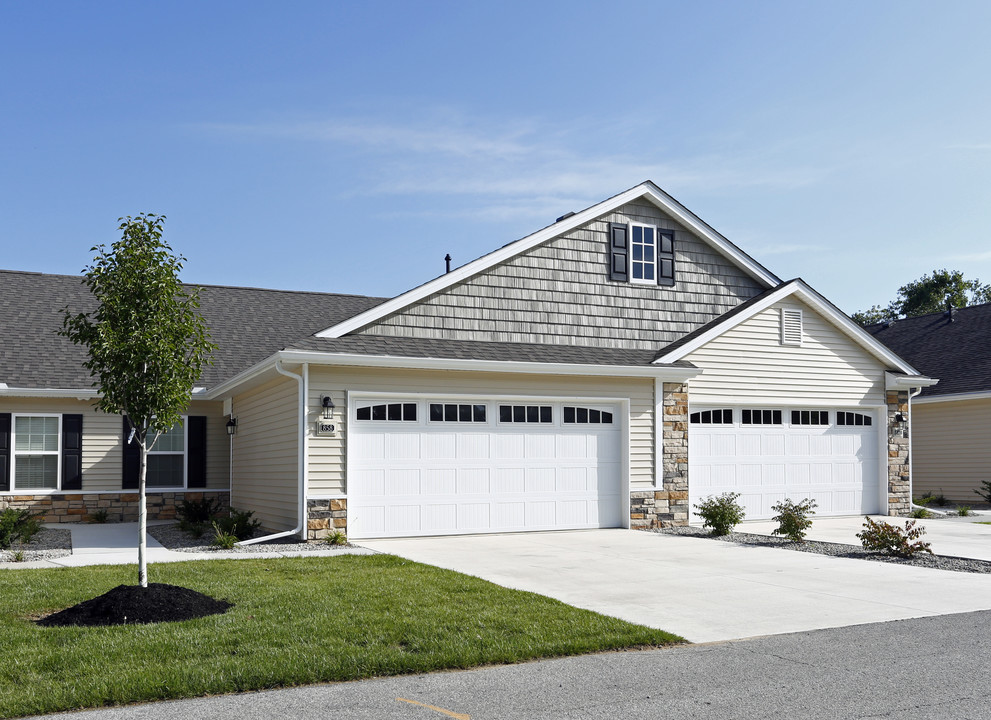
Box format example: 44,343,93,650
914,494,933,506
957,505,972,517
933,490,949,507
326,530,348,546
211,522,238,549
86,509,110,524
0,509,42,550
177,496,222,525
770,498,817,542
857,517,932,558
177,518,206,538
910,507,932,519
694,492,746,536
974,480,991,504
212,508,260,542
12,549,25,562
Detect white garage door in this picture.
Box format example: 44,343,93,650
348,397,623,539
689,406,880,520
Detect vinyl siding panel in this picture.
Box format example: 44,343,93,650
307,366,656,494
912,399,991,501
684,299,887,406
231,377,299,531
0,397,230,492
357,201,766,349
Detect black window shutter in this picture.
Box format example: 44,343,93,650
122,416,140,489
0,413,10,492
608,222,629,282
61,414,83,490
657,229,675,286
187,416,207,488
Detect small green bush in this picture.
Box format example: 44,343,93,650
694,492,746,536
957,505,972,517
0,509,42,550
913,494,933,506
910,507,932,519
177,518,206,538
771,498,817,542
857,517,933,558
933,490,949,507
86,509,110,524
326,530,348,546
213,508,260,542
211,522,238,549
177,496,222,524
974,480,991,504
12,550,25,562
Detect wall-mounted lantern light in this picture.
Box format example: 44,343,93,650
226,417,238,436
894,412,907,423
322,396,335,420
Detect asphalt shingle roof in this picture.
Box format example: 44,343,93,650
0,270,385,390
290,335,681,368
866,303,991,398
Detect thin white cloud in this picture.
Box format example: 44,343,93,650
949,249,991,262
193,115,829,213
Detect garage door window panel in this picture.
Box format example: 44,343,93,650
563,406,614,424
741,409,782,425
837,412,872,426
499,405,552,424
790,410,829,426
356,402,418,422
430,403,486,423
690,409,733,424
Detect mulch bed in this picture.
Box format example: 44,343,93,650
36,583,233,627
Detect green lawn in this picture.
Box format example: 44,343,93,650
0,555,683,718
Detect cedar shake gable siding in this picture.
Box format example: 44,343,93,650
352,201,768,350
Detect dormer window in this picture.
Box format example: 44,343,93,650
608,222,675,287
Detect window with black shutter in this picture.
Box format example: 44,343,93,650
609,222,675,286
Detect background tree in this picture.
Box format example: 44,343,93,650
61,214,214,587
851,269,991,326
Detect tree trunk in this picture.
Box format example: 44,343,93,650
138,437,148,588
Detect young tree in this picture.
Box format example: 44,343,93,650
61,214,214,587
852,269,991,326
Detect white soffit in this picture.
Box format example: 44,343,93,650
316,181,781,338
654,280,923,376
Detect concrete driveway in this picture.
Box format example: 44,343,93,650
360,529,991,643
741,514,991,561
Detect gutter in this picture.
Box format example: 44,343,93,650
236,359,309,545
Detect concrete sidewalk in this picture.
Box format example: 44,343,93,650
361,528,991,643
739,514,991,561
2,522,373,569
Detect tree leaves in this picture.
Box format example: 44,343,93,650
851,269,991,326
59,214,216,443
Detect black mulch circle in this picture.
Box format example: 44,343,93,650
36,583,233,627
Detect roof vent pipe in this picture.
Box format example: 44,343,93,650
445,254,452,273
945,299,955,323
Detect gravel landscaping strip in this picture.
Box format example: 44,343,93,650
147,522,354,554
657,525,991,573
0,528,72,563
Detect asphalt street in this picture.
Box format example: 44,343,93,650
34,609,991,720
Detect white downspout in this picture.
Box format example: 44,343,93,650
237,359,309,545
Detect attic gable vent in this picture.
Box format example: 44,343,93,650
781,308,803,346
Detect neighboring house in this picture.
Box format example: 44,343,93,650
867,303,991,502
1,182,936,539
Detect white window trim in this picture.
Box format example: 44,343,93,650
11,413,62,493
146,416,188,490
629,222,658,285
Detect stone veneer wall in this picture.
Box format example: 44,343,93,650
0,491,230,523
887,390,911,516
630,382,689,529
307,498,347,540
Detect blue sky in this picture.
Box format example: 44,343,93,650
2,1,990,315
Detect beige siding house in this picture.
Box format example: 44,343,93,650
1,182,935,538
867,304,991,503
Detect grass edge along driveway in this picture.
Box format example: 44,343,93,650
0,554,684,718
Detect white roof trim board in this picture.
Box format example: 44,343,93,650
913,390,991,404
316,181,781,339
654,280,927,377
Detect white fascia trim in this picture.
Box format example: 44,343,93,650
912,390,989,405
202,354,282,400
885,372,939,391
0,387,98,399
276,349,702,381
654,280,922,375
316,182,780,338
